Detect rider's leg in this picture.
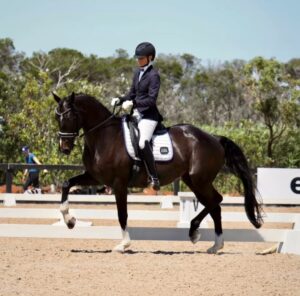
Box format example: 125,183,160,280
138,119,160,190
140,141,160,190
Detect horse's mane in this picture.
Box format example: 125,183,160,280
72,93,112,116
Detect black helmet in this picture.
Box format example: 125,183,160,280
135,42,156,60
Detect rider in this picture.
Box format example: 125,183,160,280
111,42,163,191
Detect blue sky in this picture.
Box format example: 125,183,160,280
1,0,299,62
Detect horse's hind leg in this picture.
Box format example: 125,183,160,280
182,174,224,253
189,207,209,243
181,174,210,243
207,202,224,254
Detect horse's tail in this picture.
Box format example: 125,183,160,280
218,135,263,228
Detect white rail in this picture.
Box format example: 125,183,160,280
0,192,299,255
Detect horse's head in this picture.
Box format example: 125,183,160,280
53,92,80,155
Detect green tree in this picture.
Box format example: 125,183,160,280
285,58,300,80
1,38,300,191
244,57,300,162
0,38,24,74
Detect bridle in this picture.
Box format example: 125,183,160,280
55,105,117,140
55,107,80,139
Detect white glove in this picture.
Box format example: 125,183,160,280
122,100,133,111
111,97,120,106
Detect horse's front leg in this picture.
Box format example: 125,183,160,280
60,171,98,229
112,182,130,253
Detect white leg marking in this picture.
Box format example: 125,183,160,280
207,233,224,254
60,201,75,226
113,228,131,253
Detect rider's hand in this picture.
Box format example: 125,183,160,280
122,100,133,111
111,97,120,106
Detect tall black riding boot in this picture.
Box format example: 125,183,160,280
140,141,160,191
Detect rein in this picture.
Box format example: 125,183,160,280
79,113,115,138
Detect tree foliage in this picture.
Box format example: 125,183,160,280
0,38,299,191
244,57,300,161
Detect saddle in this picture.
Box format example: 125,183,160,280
122,115,173,162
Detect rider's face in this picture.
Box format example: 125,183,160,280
137,56,151,67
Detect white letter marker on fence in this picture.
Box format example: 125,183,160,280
257,168,300,200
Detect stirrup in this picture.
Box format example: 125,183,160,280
150,177,160,191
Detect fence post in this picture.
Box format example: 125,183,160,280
6,168,13,193
173,179,180,195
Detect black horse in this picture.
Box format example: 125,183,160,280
53,92,263,253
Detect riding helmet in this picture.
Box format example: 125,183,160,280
135,42,156,60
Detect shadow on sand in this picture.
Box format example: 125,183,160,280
70,249,240,255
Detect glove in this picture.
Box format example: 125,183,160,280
111,97,120,106
122,100,133,111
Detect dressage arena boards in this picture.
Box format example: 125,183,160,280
0,193,299,255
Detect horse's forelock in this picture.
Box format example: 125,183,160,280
61,93,79,110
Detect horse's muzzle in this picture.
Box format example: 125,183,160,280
59,139,74,155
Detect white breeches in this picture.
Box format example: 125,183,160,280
138,119,157,149
133,109,158,149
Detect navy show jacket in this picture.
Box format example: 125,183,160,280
121,65,163,122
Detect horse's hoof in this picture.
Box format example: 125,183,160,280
112,240,131,253
207,246,217,254
122,241,131,249
67,217,76,229
112,244,125,253
207,243,224,254
190,229,201,244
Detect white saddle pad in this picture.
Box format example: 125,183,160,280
122,118,173,162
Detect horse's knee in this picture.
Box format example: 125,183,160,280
62,180,70,189
62,181,71,194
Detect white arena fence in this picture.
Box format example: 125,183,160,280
0,193,299,255
0,193,179,205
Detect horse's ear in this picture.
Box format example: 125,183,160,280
70,92,75,104
52,92,61,104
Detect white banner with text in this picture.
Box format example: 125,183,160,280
257,168,300,199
